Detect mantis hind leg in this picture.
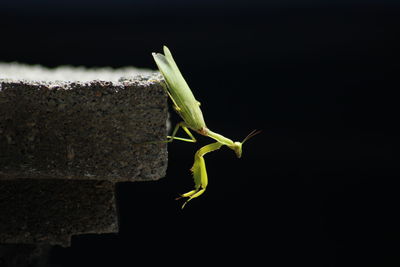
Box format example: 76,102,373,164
167,122,197,143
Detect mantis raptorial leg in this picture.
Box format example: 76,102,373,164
178,142,223,209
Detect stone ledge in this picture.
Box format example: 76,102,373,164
0,63,168,182
0,179,117,247
0,63,168,247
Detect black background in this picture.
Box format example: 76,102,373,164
1,1,400,266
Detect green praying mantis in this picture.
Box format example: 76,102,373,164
152,46,260,208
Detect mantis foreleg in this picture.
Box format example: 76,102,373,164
167,122,197,143
179,142,223,208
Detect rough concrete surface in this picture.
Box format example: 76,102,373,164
0,244,52,267
0,63,168,248
0,179,117,247
0,63,168,181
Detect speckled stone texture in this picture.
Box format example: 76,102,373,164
0,63,168,247
0,179,117,247
0,65,168,181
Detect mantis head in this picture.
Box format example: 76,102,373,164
230,130,261,158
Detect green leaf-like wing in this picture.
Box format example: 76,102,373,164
152,46,206,131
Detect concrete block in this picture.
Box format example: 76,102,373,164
0,63,168,181
0,63,168,247
0,179,117,247
0,244,52,267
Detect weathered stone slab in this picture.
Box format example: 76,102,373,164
0,63,168,247
0,179,117,247
0,63,168,181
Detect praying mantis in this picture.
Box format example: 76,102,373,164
152,46,259,208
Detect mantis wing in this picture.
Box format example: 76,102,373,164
152,46,206,131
